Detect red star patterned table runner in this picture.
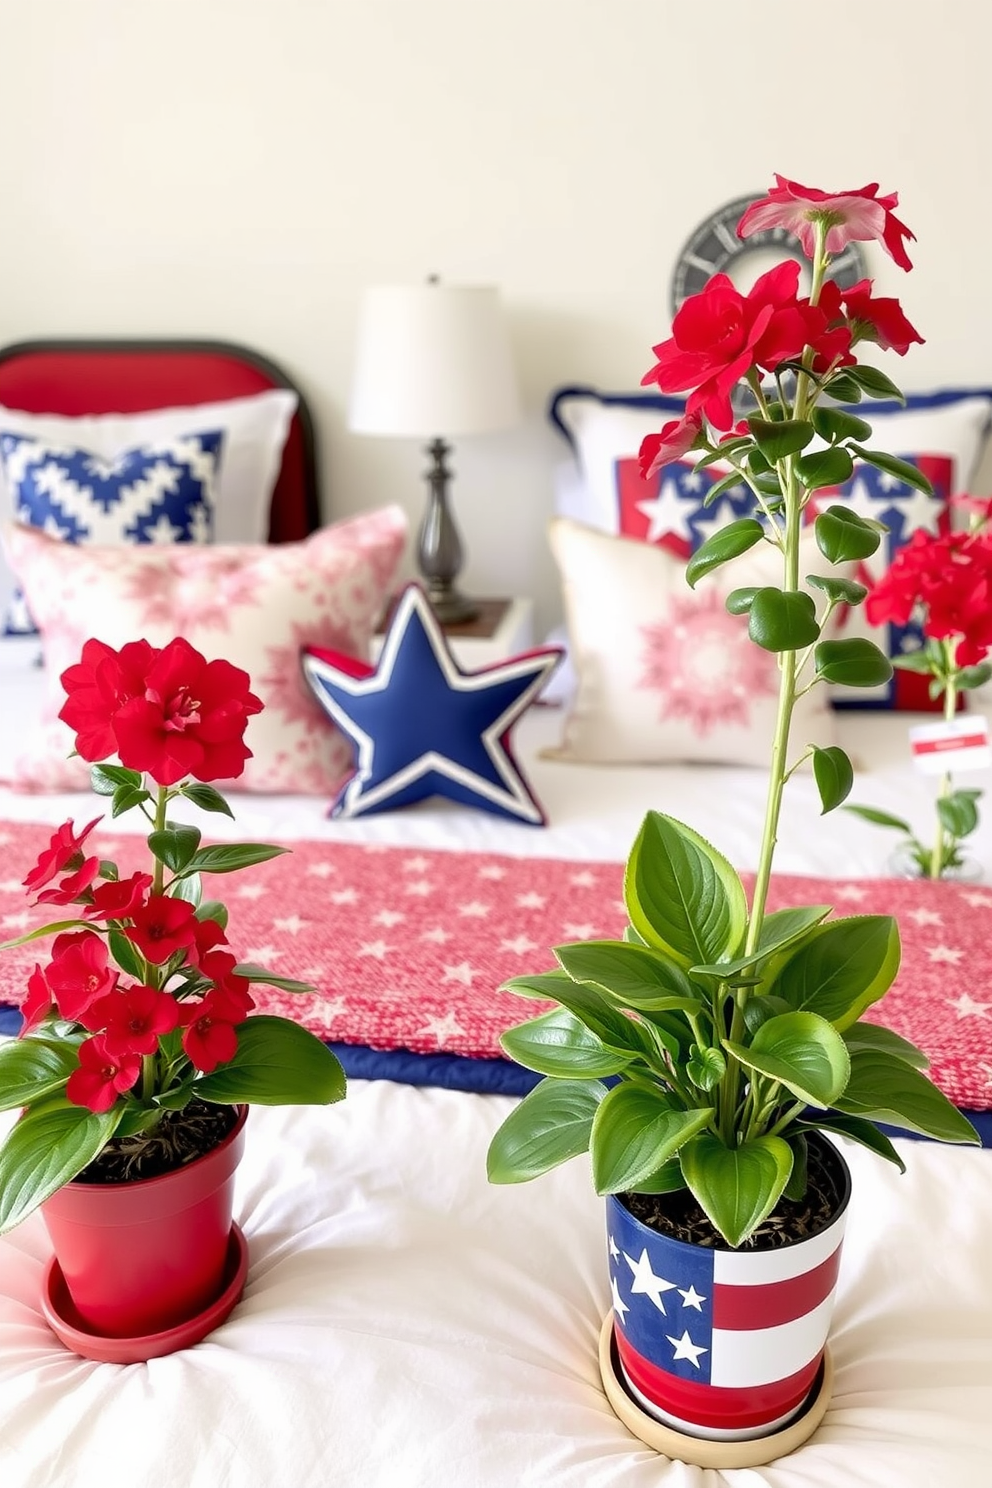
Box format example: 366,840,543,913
0,821,989,1110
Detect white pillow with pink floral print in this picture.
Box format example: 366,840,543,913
1,506,408,794
546,516,840,767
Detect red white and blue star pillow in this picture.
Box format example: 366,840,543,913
301,584,562,824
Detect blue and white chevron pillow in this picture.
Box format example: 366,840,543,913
0,429,225,636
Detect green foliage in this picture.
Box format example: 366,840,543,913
685,518,764,588
0,1102,122,1236
748,590,820,651
192,1017,346,1106
812,746,854,813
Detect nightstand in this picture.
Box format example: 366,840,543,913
373,597,534,669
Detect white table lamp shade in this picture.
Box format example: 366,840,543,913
349,283,521,438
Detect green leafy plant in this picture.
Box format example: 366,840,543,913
0,636,346,1235
487,177,980,1247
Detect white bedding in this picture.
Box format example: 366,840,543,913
0,641,990,1487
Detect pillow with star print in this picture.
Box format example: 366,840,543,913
546,516,845,768
301,583,561,824
550,386,992,710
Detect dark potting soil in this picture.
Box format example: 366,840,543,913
624,1138,847,1251
74,1100,239,1184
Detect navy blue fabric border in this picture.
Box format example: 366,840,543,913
3,1003,988,1146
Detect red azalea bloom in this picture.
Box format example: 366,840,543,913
199,949,256,1018
180,991,241,1072
19,964,53,1037
738,176,915,271
866,528,992,666
59,639,156,762
840,280,924,356
642,261,806,430
85,871,154,923
112,638,263,786
45,931,118,1024
66,1034,141,1113
22,816,102,895
35,855,101,907
637,411,704,480
91,983,181,1057
188,915,230,967
124,894,199,964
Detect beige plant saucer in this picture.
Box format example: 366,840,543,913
598,1314,833,1468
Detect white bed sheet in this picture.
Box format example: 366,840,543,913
0,641,990,1487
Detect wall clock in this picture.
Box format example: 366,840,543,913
670,193,867,317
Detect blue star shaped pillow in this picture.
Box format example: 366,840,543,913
301,584,562,824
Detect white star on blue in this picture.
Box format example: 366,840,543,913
302,584,561,824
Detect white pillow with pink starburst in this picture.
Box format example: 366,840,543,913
1,506,407,794
546,516,841,767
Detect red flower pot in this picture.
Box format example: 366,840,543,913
605,1135,851,1443
41,1105,247,1339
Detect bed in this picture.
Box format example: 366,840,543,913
0,347,990,1488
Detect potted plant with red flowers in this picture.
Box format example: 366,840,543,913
0,636,346,1361
487,177,980,1465
846,501,992,878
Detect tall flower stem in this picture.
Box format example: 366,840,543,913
930,643,957,879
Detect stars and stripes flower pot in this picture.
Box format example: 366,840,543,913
605,1135,850,1442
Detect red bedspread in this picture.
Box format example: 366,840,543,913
0,822,989,1110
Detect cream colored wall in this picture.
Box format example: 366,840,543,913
1,0,990,635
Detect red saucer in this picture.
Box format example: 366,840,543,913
41,1223,249,1364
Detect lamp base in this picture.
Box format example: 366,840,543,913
424,580,479,626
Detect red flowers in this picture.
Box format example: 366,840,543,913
60,636,262,788
866,526,992,667
738,176,915,271
23,817,102,897
66,1036,142,1114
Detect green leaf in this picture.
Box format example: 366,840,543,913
784,1132,808,1200
590,1084,713,1194
843,1020,929,1070
232,963,316,994
768,915,901,1030
192,1016,346,1105
797,1113,905,1171
724,1011,850,1108
795,447,854,491
814,505,883,564
553,939,700,1011
820,372,864,403
679,1132,794,1248
184,843,290,875
692,905,832,980
0,917,91,953
813,745,854,813
627,1159,688,1194
0,1102,121,1235
844,803,913,833
623,811,748,969
686,1044,726,1091
957,662,992,691
937,791,980,839
171,872,203,907
148,824,202,874
849,445,934,496
685,518,764,589
499,968,576,1002
748,589,820,652
90,763,142,796
486,1077,607,1182
741,994,794,1035
108,927,145,979
747,416,815,461
699,470,754,508
811,407,874,445
0,1037,79,1111
836,1049,980,1144
541,977,680,1065
806,573,869,607
111,783,149,819
815,637,893,688
726,586,758,616
844,365,906,402
499,1006,631,1078
196,901,229,930
892,650,937,674
180,782,236,819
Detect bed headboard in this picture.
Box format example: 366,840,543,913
0,338,321,543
